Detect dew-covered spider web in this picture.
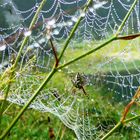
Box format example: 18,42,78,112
1,0,140,139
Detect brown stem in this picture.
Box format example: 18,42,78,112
49,39,59,67
121,87,140,122
81,86,87,95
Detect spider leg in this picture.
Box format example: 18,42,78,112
81,86,87,95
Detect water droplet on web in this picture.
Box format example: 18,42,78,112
27,45,34,50
24,29,32,37
94,1,107,9
80,11,85,17
64,22,68,26
46,35,51,40
38,38,45,44
72,16,78,22
48,19,56,26
34,43,40,48
89,7,94,12
0,44,6,51
67,21,73,26
53,29,59,35
46,25,51,30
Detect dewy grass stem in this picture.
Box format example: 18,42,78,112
0,0,46,137
0,68,56,140
58,0,93,63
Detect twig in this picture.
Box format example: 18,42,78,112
121,87,140,122
49,39,59,67
58,0,93,62
0,0,47,138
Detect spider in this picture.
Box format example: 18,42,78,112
71,72,88,95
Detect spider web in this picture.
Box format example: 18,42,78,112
1,0,140,139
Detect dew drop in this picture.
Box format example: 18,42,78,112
46,35,51,40
34,43,40,48
67,21,73,26
72,16,78,22
24,29,32,37
38,38,45,44
48,19,56,26
89,7,94,12
0,44,6,51
94,1,107,9
80,11,85,17
53,29,59,35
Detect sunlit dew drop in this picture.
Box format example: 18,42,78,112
46,25,51,30
48,18,56,26
80,11,85,17
27,45,34,50
24,29,32,37
0,44,6,51
62,22,67,27
53,29,59,35
46,35,51,40
34,43,40,48
72,16,78,22
57,23,62,28
15,72,20,78
67,21,73,26
89,7,94,12
94,1,107,9
38,38,45,44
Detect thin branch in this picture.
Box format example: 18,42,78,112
57,36,117,70
124,114,140,123
49,39,59,67
0,0,46,138
57,0,139,71
115,0,138,36
58,0,93,62
121,87,140,122
101,121,122,140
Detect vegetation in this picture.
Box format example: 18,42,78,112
0,0,140,139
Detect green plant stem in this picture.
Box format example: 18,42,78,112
101,121,122,140
115,0,138,36
58,0,92,63
101,114,140,140
0,0,90,138
2,103,13,115
57,0,138,70
57,36,117,70
124,114,140,123
0,0,46,107
0,68,56,140
0,0,46,138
